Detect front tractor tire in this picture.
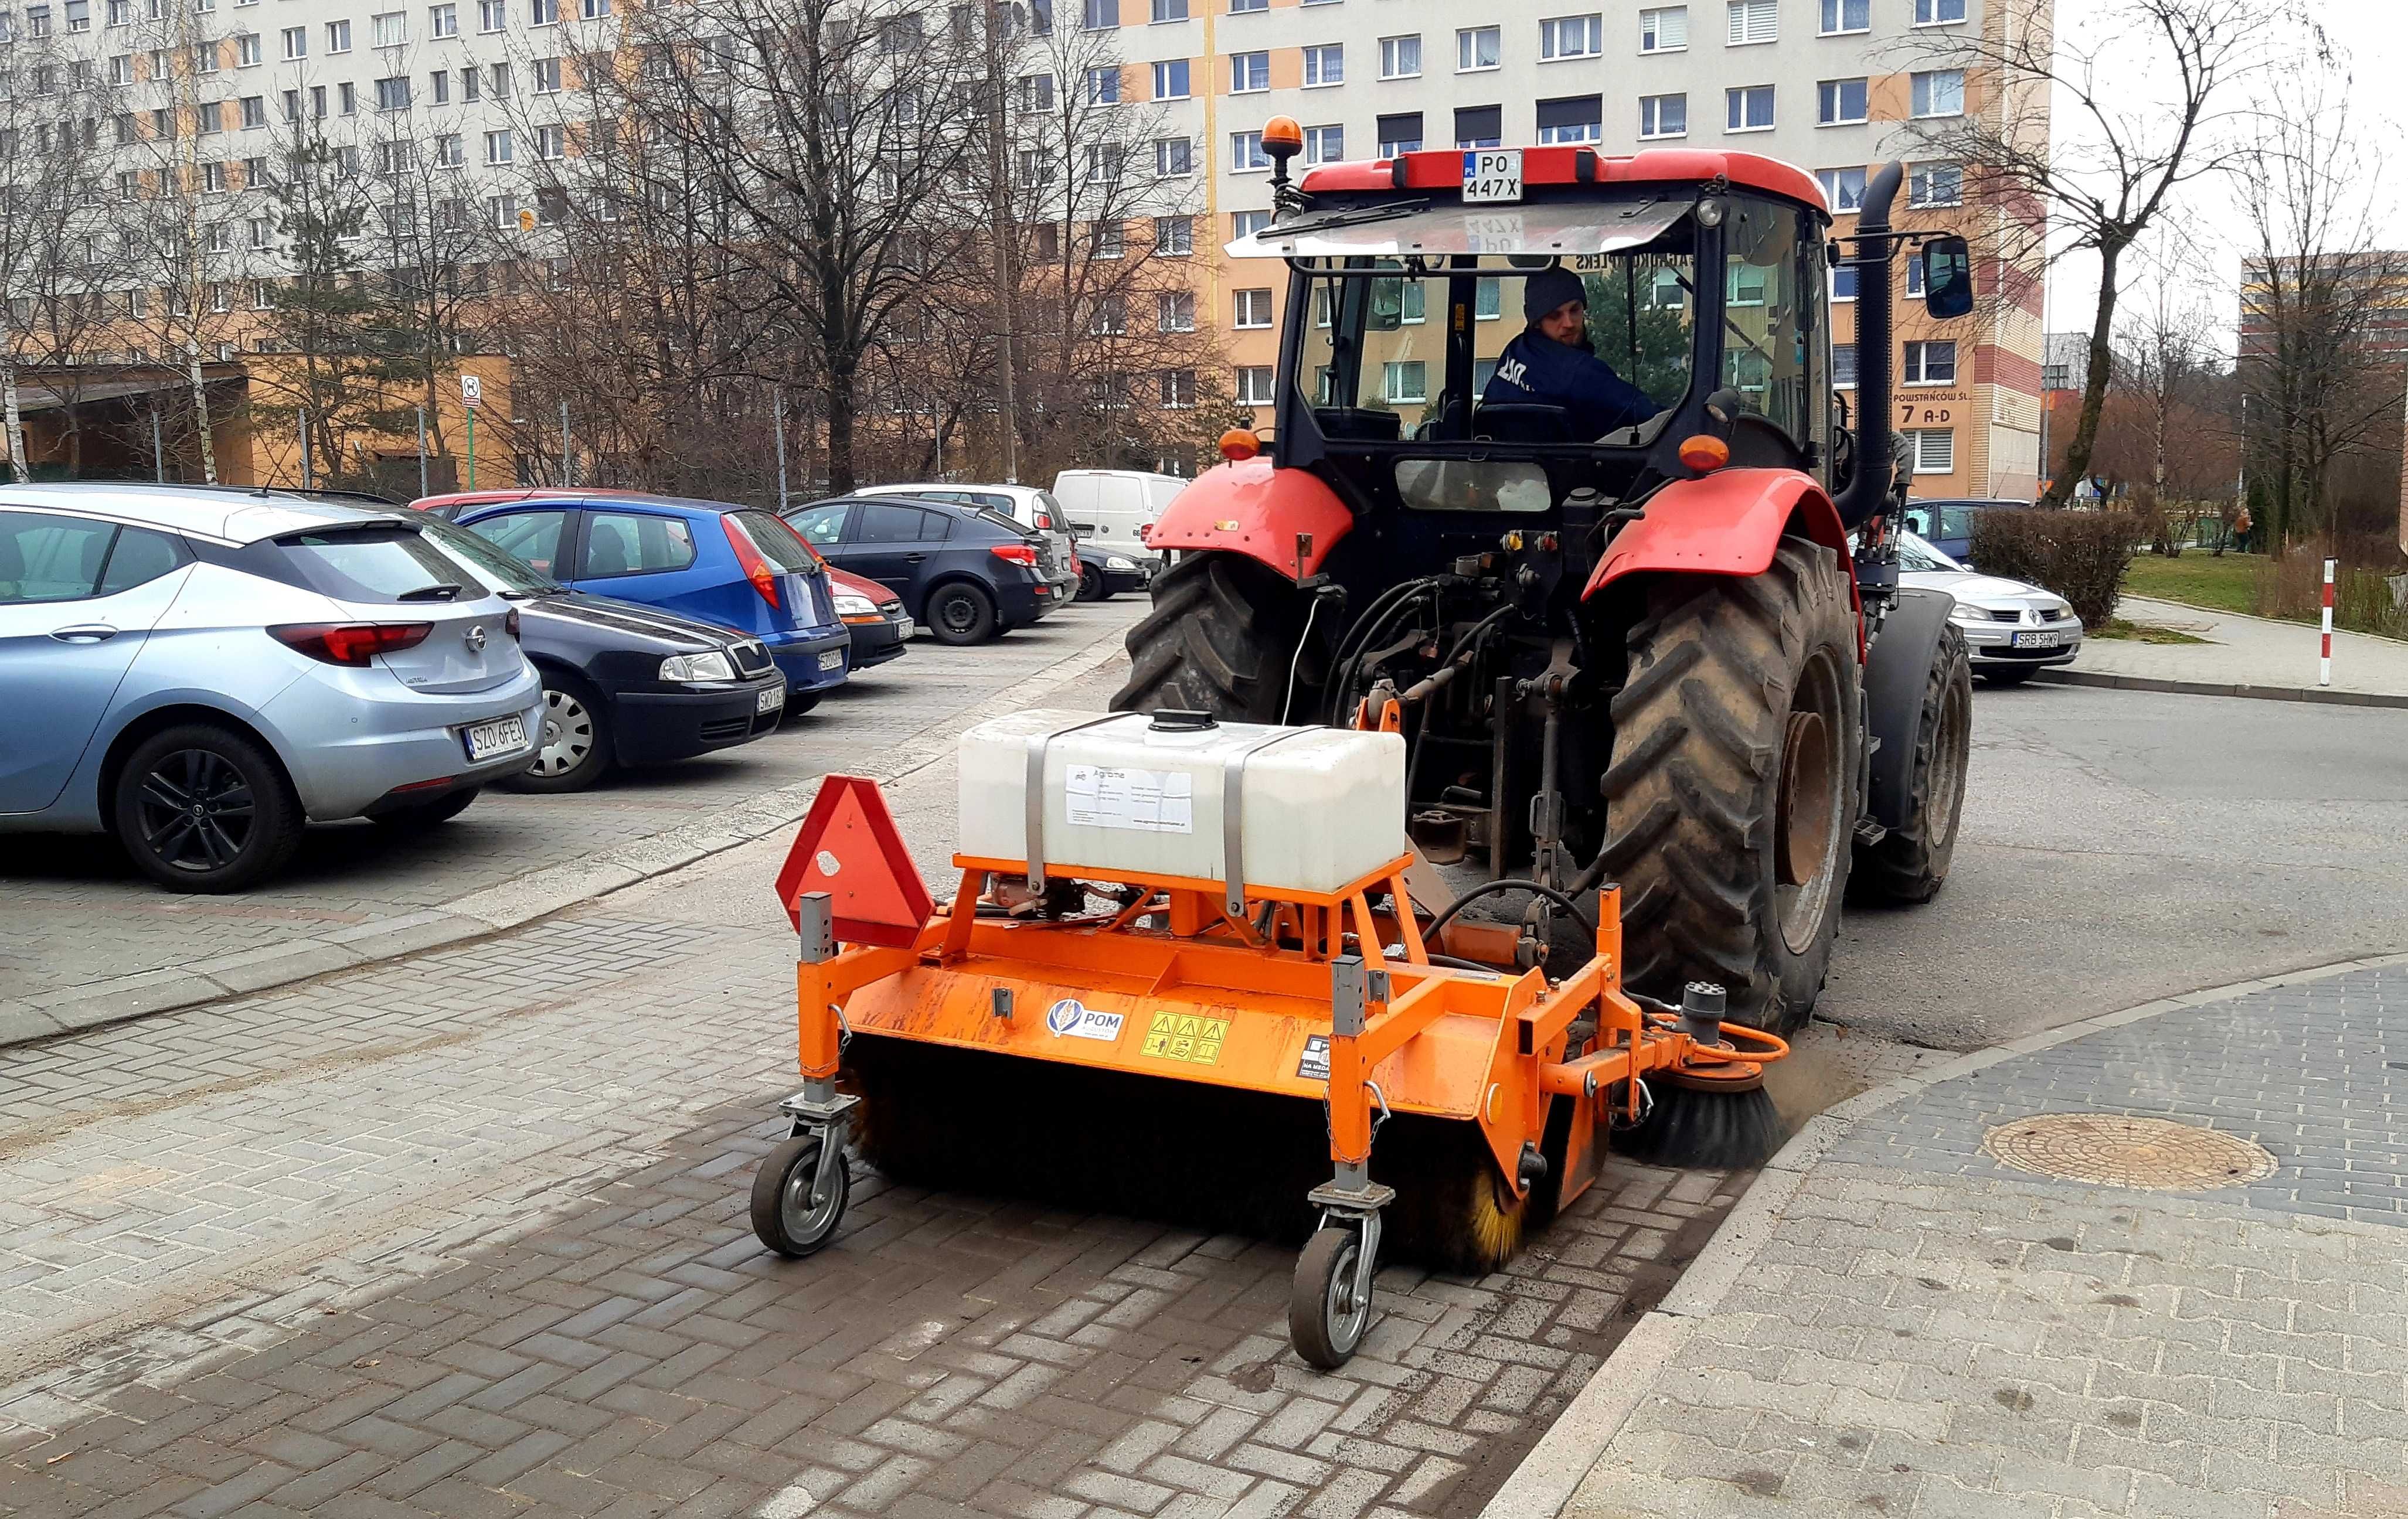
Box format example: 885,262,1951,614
1598,539,1863,1035
1113,551,1321,721
1853,624,1972,904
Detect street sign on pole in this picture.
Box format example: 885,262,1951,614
460,374,482,409
2321,558,2336,688
416,407,429,498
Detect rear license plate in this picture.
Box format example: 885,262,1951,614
1463,149,1523,203
462,714,526,761
2011,630,2070,649
817,649,845,672
756,684,784,714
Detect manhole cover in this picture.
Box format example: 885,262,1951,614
1982,1114,2277,1191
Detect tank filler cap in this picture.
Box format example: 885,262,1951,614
1148,709,1221,732
1678,982,1728,1042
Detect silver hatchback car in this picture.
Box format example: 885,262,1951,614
0,485,545,891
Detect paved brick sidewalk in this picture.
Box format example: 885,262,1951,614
1507,959,2408,1519
1,602,1142,1045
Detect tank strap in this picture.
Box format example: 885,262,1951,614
1222,727,1319,917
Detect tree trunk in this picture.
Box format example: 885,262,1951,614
2042,240,2123,510
825,354,857,495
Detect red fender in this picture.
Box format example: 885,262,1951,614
1144,459,1353,580
1583,468,1853,598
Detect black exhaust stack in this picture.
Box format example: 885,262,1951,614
1835,161,1904,531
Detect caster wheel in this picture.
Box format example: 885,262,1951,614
750,1134,850,1258
1288,1224,1372,1369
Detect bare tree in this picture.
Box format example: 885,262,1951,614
2233,62,2408,551
1910,0,2291,510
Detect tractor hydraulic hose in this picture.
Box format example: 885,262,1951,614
1834,161,1905,530
1324,577,1443,724
1423,878,1598,942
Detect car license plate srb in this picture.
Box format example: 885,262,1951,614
2011,630,2070,649
462,714,526,762
756,685,785,714
1463,149,1523,204
817,649,845,672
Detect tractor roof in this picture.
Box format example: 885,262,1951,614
1299,145,1829,214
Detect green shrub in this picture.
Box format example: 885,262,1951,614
1963,508,2145,629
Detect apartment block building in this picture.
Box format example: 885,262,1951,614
1090,0,2049,499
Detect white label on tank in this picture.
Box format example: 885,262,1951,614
1063,764,1194,834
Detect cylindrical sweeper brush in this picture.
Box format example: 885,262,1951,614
1612,982,1790,1170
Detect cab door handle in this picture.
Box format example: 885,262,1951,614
50,625,118,643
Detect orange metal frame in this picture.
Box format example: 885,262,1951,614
793,856,1788,1211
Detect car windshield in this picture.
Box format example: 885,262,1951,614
414,514,560,594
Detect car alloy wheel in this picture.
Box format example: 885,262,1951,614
532,687,596,779
134,747,257,875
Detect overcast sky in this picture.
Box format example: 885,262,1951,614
2040,0,2408,347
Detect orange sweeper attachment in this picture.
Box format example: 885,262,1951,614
750,711,1789,1369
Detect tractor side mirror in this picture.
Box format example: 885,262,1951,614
1921,236,1974,319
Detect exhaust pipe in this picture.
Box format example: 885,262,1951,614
1835,161,1904,531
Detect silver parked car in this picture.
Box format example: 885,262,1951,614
1896,529,2083,686
0,485,544,891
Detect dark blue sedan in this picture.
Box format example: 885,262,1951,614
431,490,852,711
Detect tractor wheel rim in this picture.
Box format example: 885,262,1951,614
1926,667,1972,850
136,748,256,873
1324,1238,1369,1348
1774,653,1846,953
534,690,592,776
779,1149,841,1241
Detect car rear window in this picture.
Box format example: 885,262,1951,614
972,509,1036,539
267,525,465,602
730,510,825,571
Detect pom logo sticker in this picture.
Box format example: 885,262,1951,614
1045,999,1124,1041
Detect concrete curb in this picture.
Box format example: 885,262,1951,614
1478,948,2408,1519
0,625,1135,1051
2031,665,2408,709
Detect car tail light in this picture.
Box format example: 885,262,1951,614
271,622,433,666
991,544,1040,567
721,515,782,612
1034,512,1053,529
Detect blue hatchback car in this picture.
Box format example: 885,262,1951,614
431,491,852,711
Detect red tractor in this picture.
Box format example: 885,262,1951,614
1115,122,1978,1033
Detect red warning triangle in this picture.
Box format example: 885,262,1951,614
775,775,933,948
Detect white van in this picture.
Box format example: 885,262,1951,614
1052,469,1186,559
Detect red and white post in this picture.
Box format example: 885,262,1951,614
2321,558,2336,687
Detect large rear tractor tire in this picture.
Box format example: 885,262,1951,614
1597,539,1863,1034
1853,624,1972,904
1112,551,1322,721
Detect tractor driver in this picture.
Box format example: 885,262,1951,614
1481,265,1657,438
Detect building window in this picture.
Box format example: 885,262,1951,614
485,127,511,163
371,9,404,43
1726,0,1774,45
1152,58,1188,98
281,22,302,54
1638,92,1685,139
1155,215,1191,254
2040,363,2069,391
1230,130,1267,171
580,0,606,18
1084,64,1119,103
1638,5,1686,52
1725,84,1773,132
1818,77,1866,125
1819,0,1866,34
489,61,509,94
1909,161,1963,207
1151,0,1185,18
1234,288,1273,328
1540,13,1600,59
1303,42,1341,87
233,30,259,63
1084,144,1125,183
1815,165,1865,211
1904,428,1955,474
1157,292,1195,333
1830,264,1858,301
488,193,518,228
1230,50,1266,92
430,2,454,33
1536,94,1600,144
1236,366,1274,405
192,38,218,70
477,0,503,30
533,55,559,91
1456,25,1499,71
1232,209,1269,239
1454,104,1501,149
1912,69,1964,118
1154,136,1190,175
1906,257,1928,298
529,0,553,19
1383,360,1427,403
1832,343,1856,388
107,52,132,83
1081,0,1113,26
1017,73,1055,111
1377,111,1421,155
249,216,271,247
1159,369,1195,408
1380,35,1420,79
1303,124,1342,162
374,74,409,108
1915,0,1966,22
1904,339,1957,386
1229,0,1264,11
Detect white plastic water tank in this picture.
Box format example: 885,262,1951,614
957,709,1408,896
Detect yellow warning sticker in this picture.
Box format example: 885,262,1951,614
1141,1011,1227,1065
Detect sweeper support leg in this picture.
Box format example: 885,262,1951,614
1290,955,1398,1370
750,891,859,1256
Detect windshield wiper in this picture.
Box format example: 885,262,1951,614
1264,198,1429,238
396,583,464,602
